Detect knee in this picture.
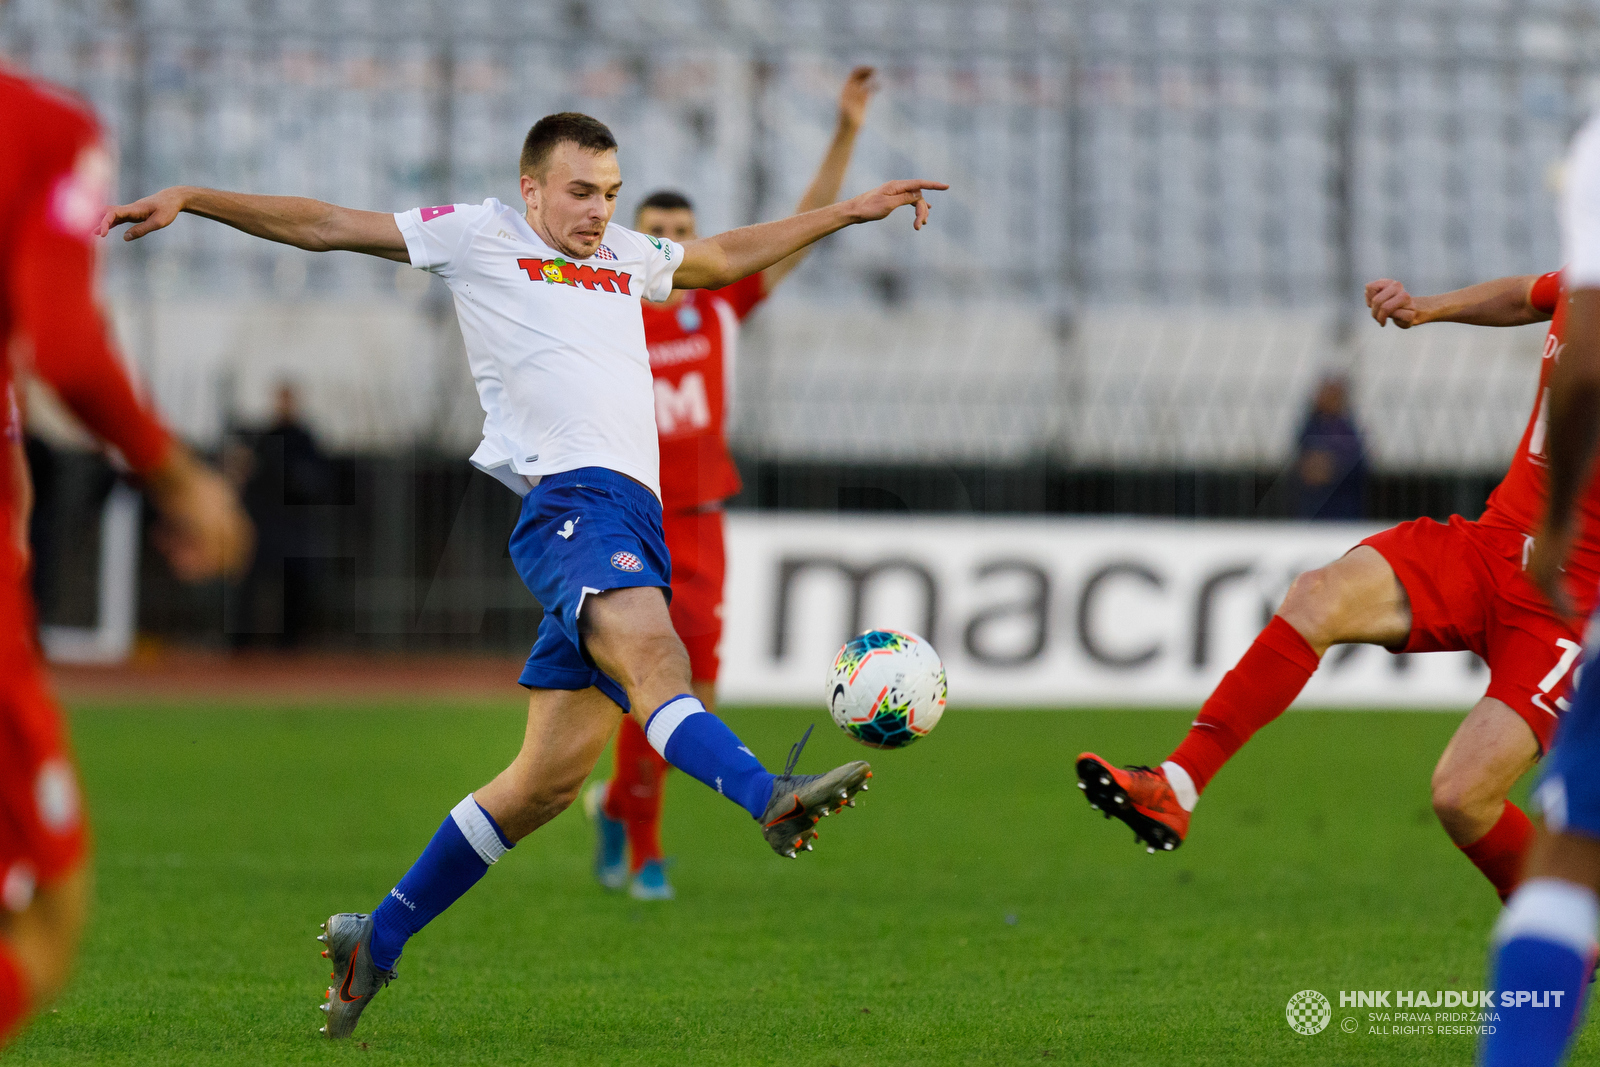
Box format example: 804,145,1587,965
1431,762,1497,831
1277,568,1344,646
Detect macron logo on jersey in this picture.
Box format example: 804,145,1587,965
420,205,455,222
517,257,633,295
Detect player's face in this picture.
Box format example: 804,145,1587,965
634,207,697,243
520,144,623,259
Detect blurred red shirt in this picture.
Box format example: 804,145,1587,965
0,69,172,617
642,274,764,512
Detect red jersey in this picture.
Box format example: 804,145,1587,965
0,69,172,597
642,274,765,512
1479,271,1600,614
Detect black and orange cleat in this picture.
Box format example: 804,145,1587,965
759,726,872,858
1076,753,1189,853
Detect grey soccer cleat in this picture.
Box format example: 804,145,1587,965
759,725,872,858
316,912,396,1039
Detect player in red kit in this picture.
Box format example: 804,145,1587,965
583,68,879,899
1078,268,1591,903
0,67,252,1047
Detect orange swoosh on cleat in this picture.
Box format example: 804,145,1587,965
338,944,362,1003
765,796,805,828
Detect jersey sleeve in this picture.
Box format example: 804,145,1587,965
635,232,685,302
394,202,484,276
10,139,172,475
1564,116,1600,289
1530,271,1564,314
712,273,767,320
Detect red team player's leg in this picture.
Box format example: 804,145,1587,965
595,509,726,898
1079,517,1561,899
0,654,90,1046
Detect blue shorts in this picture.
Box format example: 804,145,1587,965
1537,616,1600,839
510,467,671,712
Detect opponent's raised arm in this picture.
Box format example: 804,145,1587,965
97,186,410,262
759,66,879,293
1365,274,1549,329
673,178,946,291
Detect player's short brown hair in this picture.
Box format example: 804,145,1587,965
519,113,618,178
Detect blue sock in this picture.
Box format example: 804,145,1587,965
645,695,774,818
369,796,513,970
1481,878,1596,1067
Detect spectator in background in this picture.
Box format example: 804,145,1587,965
227,382,335,647
1292,375,1367,520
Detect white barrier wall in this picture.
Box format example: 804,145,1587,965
719,514,1492,709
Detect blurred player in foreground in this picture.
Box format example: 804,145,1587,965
1078,262,1591,904
1481,115,1600,1067
102,112,942,1039
0,68,252,1048
585,67,878,901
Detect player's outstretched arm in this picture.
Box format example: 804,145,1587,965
673,179,946,290
1365,274,1548,329
97,186,410,262
759,66,879,294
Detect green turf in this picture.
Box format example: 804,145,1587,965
5,702,1587,1066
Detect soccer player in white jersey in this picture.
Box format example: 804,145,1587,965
99,113,943,1040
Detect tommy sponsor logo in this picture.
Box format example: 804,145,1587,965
388,887,418,912
611,551,644,572
518,257,633,294
420,205,455,222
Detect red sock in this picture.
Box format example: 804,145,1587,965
604,715,670,871
1168,615,1320,793
1461,802,1535,903
0,943,29,1047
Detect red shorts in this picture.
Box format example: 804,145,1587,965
662,507,726,683
0,639,87,913
1362,515,1579,753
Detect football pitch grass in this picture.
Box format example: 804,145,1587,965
9,701,1592,1066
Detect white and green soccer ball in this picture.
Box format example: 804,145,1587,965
826,629,948,749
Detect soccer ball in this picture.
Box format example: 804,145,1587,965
826,629,948,749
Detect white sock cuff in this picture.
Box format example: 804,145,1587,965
451,795,508,866
1161,761,1199,813
645,695,705,758
1493,878,1599,954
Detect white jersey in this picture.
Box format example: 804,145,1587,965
1565,115,1600,287
395,198,683,498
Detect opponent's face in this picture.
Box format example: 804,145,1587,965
520,143,622,259
634,207,697,243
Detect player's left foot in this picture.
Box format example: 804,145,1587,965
629,859,675,901
583,781,627,890
759,726,872,858
316,913,397,1039
1075,753,1189,853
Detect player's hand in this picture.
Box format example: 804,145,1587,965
143,445,255,582
1530,520,1577,618
97,186,189,242
846,180,949,231
1365,277,1423,328
837,66,878,130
